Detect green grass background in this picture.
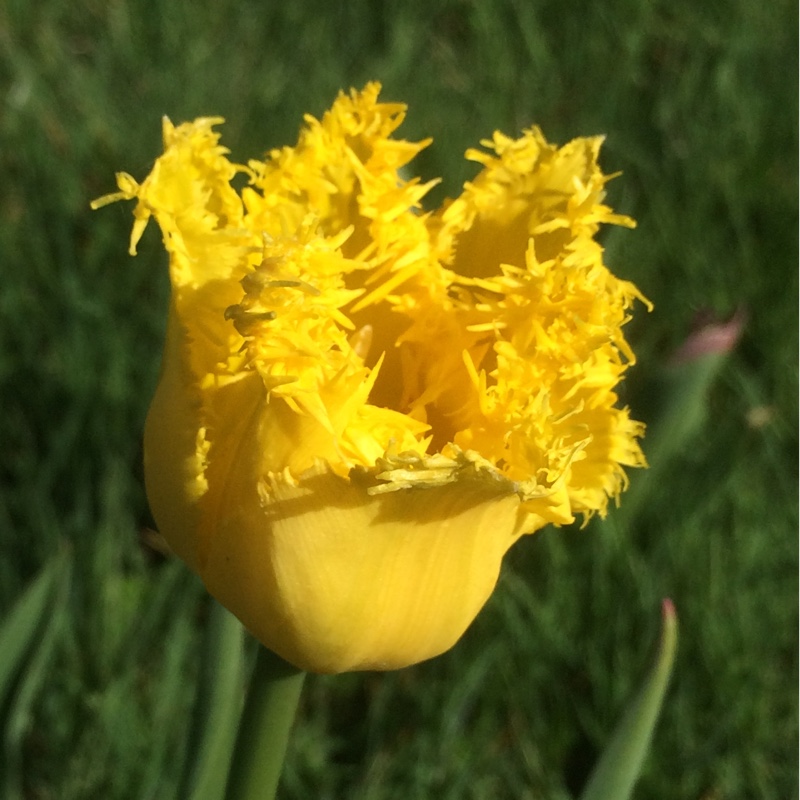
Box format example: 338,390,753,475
1,0,797,797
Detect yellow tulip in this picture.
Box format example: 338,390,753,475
93,83,649,673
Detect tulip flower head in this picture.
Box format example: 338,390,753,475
94,83,648,673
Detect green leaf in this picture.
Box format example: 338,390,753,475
579,599,678,800
620,349,733,526
178,599,249,800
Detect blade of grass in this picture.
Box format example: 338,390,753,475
0,549,70,713
0,549,71,800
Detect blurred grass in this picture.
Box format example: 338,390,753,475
0,0,796,797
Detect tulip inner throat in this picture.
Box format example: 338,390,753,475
340,289,496,457
233,248,503,488
344,304,410,409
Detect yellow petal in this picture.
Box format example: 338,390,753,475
200,465,528,673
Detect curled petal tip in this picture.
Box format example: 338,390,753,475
670,308,745,365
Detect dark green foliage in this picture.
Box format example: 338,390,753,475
1,0,796,797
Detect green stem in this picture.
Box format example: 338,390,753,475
225,645,306,800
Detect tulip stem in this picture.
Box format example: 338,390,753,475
225,645,306,800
